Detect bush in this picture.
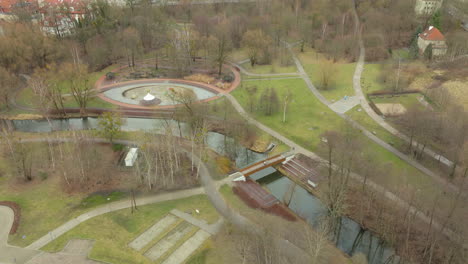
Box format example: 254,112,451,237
105,72,115,80
222,73,234,82
112,143,124,152
39,171,48,181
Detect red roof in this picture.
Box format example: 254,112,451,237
419,26,445,41
0,0,38,13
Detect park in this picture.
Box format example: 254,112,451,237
0,1,468,264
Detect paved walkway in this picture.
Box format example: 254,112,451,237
25,240,104,264
282,40,461,195
0,206,40,264
25,187,209,251
94,63,242,110
229,60,300,77
170,209,223,235
347,8,460,192
349,6,454,169
161,230,210,264
129,214,179,251
329,96,360,114
222,79,466,249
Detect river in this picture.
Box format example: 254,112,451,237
5,117,399,263
258,171,401,264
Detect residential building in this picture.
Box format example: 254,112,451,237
418,26,447,56
415,0,443,16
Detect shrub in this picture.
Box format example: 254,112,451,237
112,143,124,152
39,171,48,181
105,72,115,80
222,73,234,82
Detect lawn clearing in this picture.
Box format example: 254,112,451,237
371,93,427,112
233,77,459,218
375,103,407,116
240,61,297,75
296,47,356,101
41,194,219,264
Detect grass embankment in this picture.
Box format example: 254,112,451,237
42,195,219,264
232,76,458,213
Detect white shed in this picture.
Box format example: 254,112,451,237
125,148,138,167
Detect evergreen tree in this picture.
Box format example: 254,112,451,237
424,44,433,61
268,88,280,116
429,10,441,29
409,26,422,59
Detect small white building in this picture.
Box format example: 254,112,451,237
125,148,138,167
418,26,447,56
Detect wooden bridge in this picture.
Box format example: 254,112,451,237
230,154,286,182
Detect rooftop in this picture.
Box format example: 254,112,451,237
419,26,445,41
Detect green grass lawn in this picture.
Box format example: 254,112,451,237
296,47,356,102
371,93,426,111
392,48,410,60
62,95,117,109
228,48,248,63
232,77,457,212
15,64,119,110
234,78,343,150
0,177,89,247
240,61,298,75
347,106,405,147
361,63,386,93
42,194,219,264
16,89,116,109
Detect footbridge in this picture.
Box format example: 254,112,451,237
230,153,292,182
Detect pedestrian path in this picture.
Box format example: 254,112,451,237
0,206,40,264
162,230,211,264
144,222,194,261
125,209,223,263
129,214,179,251
329,96,360,114
26,239,103,264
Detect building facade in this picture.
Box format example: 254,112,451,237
415,0,443,16
418,26,447,56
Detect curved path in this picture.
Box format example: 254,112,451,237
281,40,461,195
229,60,300,77
0,206,40,264
94,64,241,110
350,6,454,168
11,137,309,263
222,92,467,249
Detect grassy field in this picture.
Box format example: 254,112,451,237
234,78,343,150
232,77,458,212
347,106,405,147
361,63,386,93
240,61,298,75
228,48,248,63
0,176,90,247
296,47,356,102
14,64,119,110
42,194,220,264
371,93,427,111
